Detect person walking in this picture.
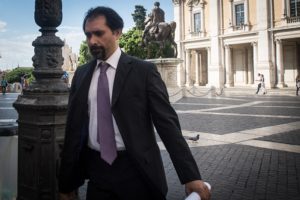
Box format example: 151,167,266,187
255,73,262,94
261,74,266,95
58,6,211,200
1,77,8,95
296,74,300,96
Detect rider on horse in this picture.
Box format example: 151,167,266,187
142,2,165,40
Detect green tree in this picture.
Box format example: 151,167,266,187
78,40,92,65
77,4,174,60
131,5,146,30
119,28,147,59
4,67,34,83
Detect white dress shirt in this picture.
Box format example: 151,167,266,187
88,47,125,151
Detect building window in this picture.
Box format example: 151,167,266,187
290,0,300,17
194,12,201,32
235,4,244,26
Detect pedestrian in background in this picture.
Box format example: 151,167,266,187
1,77,8,95
255,73,262,94
261,74,266,95
255,73,266,95
58,6,210,200
296,74,300,96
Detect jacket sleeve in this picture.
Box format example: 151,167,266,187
58,69,86,193
146,63,202,184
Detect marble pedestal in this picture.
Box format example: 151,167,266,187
147,58,183,87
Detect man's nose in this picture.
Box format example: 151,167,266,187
88,34,97,44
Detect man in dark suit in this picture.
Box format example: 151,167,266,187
59,6,210,200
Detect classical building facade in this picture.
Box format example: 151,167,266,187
172,0,300,88
61,40,78,84
62,40,78,72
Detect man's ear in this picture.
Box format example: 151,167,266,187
114,29,122,39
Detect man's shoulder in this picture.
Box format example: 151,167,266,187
76,60,96,72
124,54,155,68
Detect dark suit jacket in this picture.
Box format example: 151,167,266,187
58,52,201,197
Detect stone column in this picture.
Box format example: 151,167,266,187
256,0,274,88
200,1,205,36
173,0,183,86
244,47,249,84
247,46,254,84
173,0,182,52
225,45,233,86
245,0,249,24
199,52,204,85
252,42,258,84
206,47,211,66
189,5,193,33
194,50,200,86
13,0,68,199
185,49,192,86
229,0,233,26
282,0,287,19
208,0,222,87
276,39,285,87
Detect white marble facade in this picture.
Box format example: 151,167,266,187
172,0,300,88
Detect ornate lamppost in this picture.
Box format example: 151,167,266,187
13,0,68,199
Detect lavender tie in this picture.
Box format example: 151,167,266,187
97,62,117,165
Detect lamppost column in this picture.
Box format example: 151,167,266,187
13,0,68,199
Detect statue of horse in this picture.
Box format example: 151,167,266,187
141,17,177,58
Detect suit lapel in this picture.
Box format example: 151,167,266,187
112,53,133,107
74,59,97,107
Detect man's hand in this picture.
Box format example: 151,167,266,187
59,191,77,200
185,180,211,200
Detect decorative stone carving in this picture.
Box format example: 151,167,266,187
172,0,181,5
13,0,68,199
34,0,62,28
187,0,200,6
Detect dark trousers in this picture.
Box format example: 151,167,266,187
256,83,261,94
297,86,299,96
1,86,6,95
86,148,165,200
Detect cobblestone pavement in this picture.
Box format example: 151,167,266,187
1,92,300,200
77,93,300,200
162,94,300,200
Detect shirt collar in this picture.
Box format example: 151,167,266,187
97,47,121,70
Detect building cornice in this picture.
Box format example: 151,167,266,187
269,25,300,32
187,0,200,6
172,0,181,5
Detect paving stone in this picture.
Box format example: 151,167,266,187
256,130,300,145
178,113,299,135
3,94,299,200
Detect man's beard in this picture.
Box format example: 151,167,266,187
90,45,106,60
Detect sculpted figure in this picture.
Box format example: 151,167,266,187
142,2,165,40
141,2,177,58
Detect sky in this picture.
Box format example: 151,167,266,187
0,0,174,70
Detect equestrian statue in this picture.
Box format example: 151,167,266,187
141,2,177,58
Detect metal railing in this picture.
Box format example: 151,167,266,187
168,86,224,99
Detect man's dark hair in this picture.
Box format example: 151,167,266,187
83,6,124,31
